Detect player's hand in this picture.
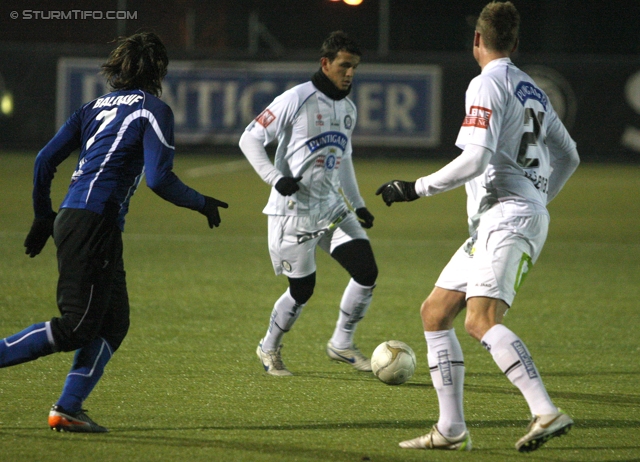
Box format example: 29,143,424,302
200,196,229,228
24,212,57,258
275,176,302,196
355,207,374,229
375,180,419,206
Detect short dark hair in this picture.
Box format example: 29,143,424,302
320,31,362,61
476,1,520,52
101,32,168,97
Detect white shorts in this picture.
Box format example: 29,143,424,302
435,207,549,306
267,209,369,278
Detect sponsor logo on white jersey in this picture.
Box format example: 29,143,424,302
255,108,276,128
463,106,492,129
514,81,548,110
305,131,348,153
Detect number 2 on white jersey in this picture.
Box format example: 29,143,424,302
517,108,544,168
85,108,118,150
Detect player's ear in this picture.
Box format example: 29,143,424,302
473,31,481,48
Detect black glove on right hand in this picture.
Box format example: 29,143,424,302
200,196,229,228
375,180,419,206
355,207,375,229
24,211,57,258
275,176,302,196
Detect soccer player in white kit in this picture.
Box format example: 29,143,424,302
239,31,378,376
376,1,580,453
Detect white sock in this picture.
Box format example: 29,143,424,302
330,279,374,349
425,329,466,437
262,289,304,352
481,324,557,416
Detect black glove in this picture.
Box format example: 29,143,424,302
24,211,57,258
355,207,374,229
375,180,419,206
275,176,302,196
200,196,229,228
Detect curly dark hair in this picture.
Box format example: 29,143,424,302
476,1,520,52
101,32,168,97
320,31,362,61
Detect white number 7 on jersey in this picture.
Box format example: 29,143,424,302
85,108,118,151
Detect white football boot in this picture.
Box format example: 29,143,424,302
256,338,292,376
515,411,573,452
399,425,472,451
326,341,372,371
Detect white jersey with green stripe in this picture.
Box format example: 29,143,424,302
242,81,361,218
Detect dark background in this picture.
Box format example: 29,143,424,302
2,0,638,56
1,1,639,161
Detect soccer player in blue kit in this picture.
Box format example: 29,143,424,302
0,32,228,432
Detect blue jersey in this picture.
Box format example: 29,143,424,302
32,89,205,230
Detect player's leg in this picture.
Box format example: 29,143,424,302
48,337,112,433
467,296,572,451
422,288,468,435
400,243,471,450
470,299,556,415
467,296,562,415
261,272,315,352
464,213,556,414
0,322,58,367
329,238,377,348
0,207,117,369
258,216,317,375
322,219,377,370
48,207,121,432
401,288,470,450
466,213,572,451
50,207,122,351
53,255,129,422
257,274,315,376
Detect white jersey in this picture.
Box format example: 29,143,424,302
456,58,576,231
241,81,363,218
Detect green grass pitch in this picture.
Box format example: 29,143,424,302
0,151,639,461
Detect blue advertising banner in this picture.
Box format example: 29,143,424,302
57,59,442,147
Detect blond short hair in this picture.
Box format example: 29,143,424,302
476,1,520,52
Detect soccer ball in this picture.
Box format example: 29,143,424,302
371,340,416,385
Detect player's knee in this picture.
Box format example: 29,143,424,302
101,320,130,352
288,273,316,305
352,263,378,287
332,240,378,287
420,298,442,331
463,315,486,341
420,290,463,331
419,298,431,319
50,314,102,352
50,322,99,352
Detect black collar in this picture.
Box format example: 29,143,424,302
311,68,351,100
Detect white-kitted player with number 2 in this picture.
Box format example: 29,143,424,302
376,1,580,454
240,31,378,377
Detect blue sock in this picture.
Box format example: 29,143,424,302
0,322,56,367
56,337,113,413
